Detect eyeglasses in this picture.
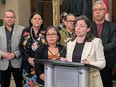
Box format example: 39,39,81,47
66,20,75,23
46,33,57,37
75,25,88,28
93,8,105,12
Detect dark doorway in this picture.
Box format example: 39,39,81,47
112,0,116,23
31,0,53,28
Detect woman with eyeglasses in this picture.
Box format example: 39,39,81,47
59,13,76,46
60,15,106,87
35,26,66,86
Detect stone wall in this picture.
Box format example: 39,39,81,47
0,0,30,27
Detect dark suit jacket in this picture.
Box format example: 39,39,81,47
35,44,66,85
91,20,116,69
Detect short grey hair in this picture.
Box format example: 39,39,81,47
93,0,106,11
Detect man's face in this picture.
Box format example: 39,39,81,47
4,11,15,26
93,3,106,21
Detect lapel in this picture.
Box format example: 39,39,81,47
2,26,7,44
69,39,77,54
81,41,92,62
67,39,77,61
92,22,98,37
12,25,17,41
100,21,109,38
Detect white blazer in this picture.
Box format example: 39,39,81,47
66,37,106,87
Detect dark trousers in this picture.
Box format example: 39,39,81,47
1,66,22,87
100,67,113,87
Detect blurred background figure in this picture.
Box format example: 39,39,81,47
58,12,68,30
91,1,116,87
59,13,76,46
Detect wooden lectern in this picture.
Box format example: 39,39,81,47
34,59,100,87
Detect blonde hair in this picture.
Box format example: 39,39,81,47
4,9,15,18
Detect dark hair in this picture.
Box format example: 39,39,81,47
60,12,68,20
64,13,76,21
73,15,94,42
4,9,15,18
29,12,44,29
45,26,61,43
62,13,76,28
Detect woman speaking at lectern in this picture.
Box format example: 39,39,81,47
60,15,106,87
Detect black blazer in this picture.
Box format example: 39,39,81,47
35,44,66,85
91,20,116,69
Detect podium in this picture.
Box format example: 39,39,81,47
35,59,100,87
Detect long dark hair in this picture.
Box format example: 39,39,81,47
29,12,44,30
72,15,94,42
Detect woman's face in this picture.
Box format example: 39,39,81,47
64,15,75,31
31,14,43,27
46,28,59,45
75,20,90,37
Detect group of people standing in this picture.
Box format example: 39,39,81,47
0,1,116,87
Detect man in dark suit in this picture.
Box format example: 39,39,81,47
91,1,116,87
0,10,24,87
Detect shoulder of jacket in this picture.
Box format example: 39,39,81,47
0,25,5,29
59,28,67,33
23,26,31,31
14,25,25,30
92,37,102,44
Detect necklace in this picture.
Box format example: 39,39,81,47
48,47,60,60
30,27,40,51
48,49,59,56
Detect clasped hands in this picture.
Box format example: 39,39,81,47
2,52,16,60
28,57,34,67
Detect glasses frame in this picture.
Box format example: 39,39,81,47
93,8,105,12
46,33,58,37
65,20,75,23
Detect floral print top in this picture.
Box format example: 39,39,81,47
19,26,45,72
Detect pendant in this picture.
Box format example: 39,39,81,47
31,42,39,51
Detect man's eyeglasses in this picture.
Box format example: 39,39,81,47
46,33,57,37
93,8,105,12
